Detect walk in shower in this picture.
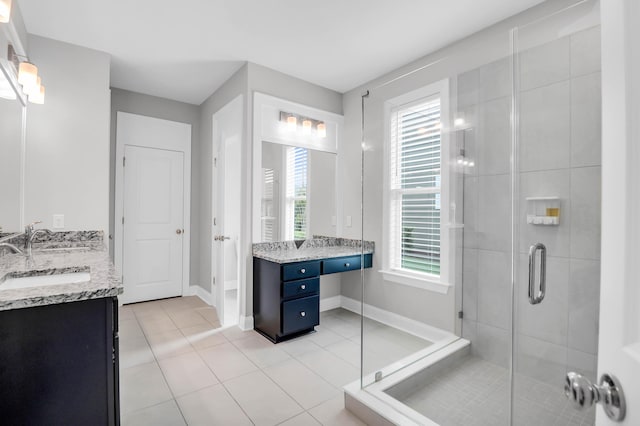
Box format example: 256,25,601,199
347,1,602,424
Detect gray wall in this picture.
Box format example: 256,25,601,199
460,25,602,384
25,35,111,232
109,88,201,285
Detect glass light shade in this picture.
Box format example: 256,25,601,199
29,84,45,104
18,62,38,88
0,0,12,23
302,119,312,134
287,115,297,131
317,122,326,138
24,76,41,96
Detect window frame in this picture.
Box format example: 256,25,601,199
381,79,453,294
282,145,311,240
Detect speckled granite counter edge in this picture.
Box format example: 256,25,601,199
253,236,375,264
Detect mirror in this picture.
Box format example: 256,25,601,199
0,61,25,234
260,141,336,242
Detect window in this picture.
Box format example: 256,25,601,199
383,81,451,291
284,146,309,240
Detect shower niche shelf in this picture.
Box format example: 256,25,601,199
526,197,560,226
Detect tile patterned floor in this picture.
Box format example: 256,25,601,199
119,296,431,425
399,355,596,426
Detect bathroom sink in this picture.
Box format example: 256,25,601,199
1,272,91,290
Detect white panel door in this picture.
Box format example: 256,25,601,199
123,145,184,304
598,1,640,424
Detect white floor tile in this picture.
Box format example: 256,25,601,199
232,334,292,368
308,396,366,426
180,323,228,350
120,362,173,415
176,384,252,426
263,358,339,409
224,370,304,426
122,400,186,426
158,352,219,397
198,342,258,382
298,348,360,388
146,329,194,360
119,334,155,369
278,411,321,426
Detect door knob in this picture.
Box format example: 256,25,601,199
565,372,626,421
176,229,183,235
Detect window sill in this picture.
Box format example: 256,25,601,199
379,269,452,294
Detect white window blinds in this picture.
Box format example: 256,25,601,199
284,147,309,240
389,96,442,276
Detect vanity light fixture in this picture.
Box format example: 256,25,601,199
29,84,45,104
0,0,12,23
302,119,312,134
286,115,297,131
18,61,38,88
317,122,326,138
24,76,41,96
280,111,326,138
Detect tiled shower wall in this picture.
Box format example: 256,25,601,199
459,26,601,384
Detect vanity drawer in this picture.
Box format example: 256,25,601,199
322,255,362,274
282,277,319,300
282,260,320,282
282,295,319,335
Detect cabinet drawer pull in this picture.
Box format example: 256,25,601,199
300,268,306,274
345,263,350,267
300,311,306,317
301,284,306,290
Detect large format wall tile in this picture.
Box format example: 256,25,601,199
519,81,571,172
463,176,479,249
570,166,601,260
479,57,511,102
568,259,600,354
516,334,567,386
571,26,601,77
477,174,511,251
477,249,511,330
519,169,572,257
571,73,602,167
457,69,479,108
519,37,571,91
479,97,511,176
474,323,510,368
516,255,570,347
462,248,479,321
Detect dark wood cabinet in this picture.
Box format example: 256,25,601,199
253,254,372,343
0,297,120,425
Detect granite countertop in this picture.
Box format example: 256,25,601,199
253,236,375,264
0,235,123,311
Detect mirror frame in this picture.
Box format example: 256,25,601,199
252,92,344,243
0,34,28,232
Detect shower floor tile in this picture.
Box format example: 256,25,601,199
397,355,595,426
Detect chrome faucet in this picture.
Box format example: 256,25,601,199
0,242,23,254
25,221,51,256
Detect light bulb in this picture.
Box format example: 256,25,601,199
317,122,326,138
454,118,465,127
287,115,297,131
0,0,12,23
18,62,38,88
302,119,312,134
457,157,464,164
29,84,45,105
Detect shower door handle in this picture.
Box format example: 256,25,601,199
528,243,546,305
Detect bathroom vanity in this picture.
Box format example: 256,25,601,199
253,238,373,343
0,233,122,425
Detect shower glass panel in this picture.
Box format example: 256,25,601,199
512,2,601,425
356,1,601,425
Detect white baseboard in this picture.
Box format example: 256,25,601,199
320,295,342,312
340,296,454,343
239,315,254,331
190,285,214,306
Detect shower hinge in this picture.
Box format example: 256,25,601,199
214,157,217,167
458,311,464,319
123,157,126,167
121,217,124,225
375,371,383,382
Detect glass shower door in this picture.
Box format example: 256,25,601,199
511,1,601,424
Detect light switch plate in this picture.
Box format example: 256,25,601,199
53,214,64,229
346,215,352,227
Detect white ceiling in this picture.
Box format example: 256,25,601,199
18,0,545,105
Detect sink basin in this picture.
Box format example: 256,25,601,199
1,272,91,290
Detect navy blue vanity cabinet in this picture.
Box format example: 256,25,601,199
0,297,120,426
254,258,321,343
253,252,374,343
